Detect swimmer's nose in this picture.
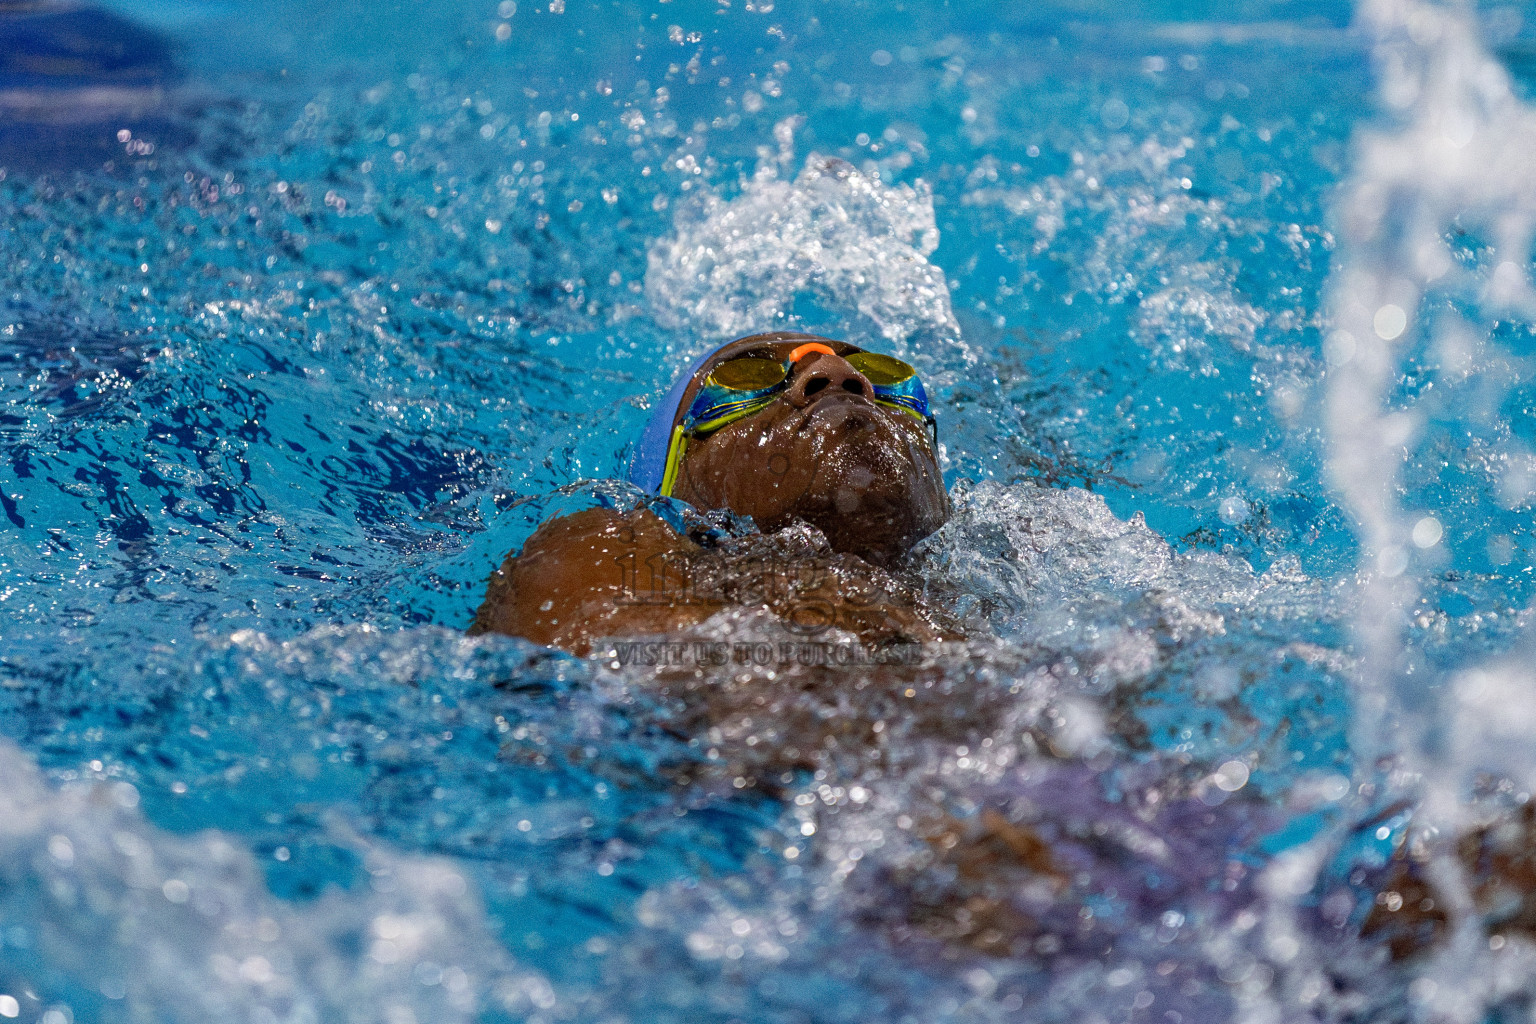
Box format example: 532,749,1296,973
786,353,873,407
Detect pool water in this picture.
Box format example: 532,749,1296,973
2,0,1535,1020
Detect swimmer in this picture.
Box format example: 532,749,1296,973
472,334,1283,975
471,332,955,653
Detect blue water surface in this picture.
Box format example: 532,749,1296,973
1,0,1531,1021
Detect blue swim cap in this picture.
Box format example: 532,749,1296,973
626,342,730,494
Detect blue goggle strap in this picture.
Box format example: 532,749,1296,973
870,372,930,416
681,389,780,434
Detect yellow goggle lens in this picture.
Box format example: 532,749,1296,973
846,351,917,387
706,357,789,391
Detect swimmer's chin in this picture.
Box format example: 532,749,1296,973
799,499,946,568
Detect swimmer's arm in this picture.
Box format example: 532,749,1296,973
469,507,707,652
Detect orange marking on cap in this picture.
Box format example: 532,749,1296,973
789,342,837,363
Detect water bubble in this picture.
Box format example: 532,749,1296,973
1100,98,1130,130
870,50,892,67
239,957,275,984
1324,330,1356,365
1213,761,1250,792
1411,516,1443,548
1219,496,1250,525
0,996,17,1018
964,968,996,997
1373,303,1407,340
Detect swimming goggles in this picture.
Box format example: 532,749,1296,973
656,341,936,497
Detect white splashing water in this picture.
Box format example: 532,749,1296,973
1294,0,1536,1017
0,741,553,1024
1326,0,1536,816
961,138,1286,375
915,480,1325,655
645,118,961,362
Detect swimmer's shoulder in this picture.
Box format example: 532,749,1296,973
471,505,963,652
469,506,705,650
494,505,685,556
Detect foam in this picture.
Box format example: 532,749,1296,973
0,738,553,1023
645,122,961,367
913,480,1325,655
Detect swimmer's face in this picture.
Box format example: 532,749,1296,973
670,334,949,566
